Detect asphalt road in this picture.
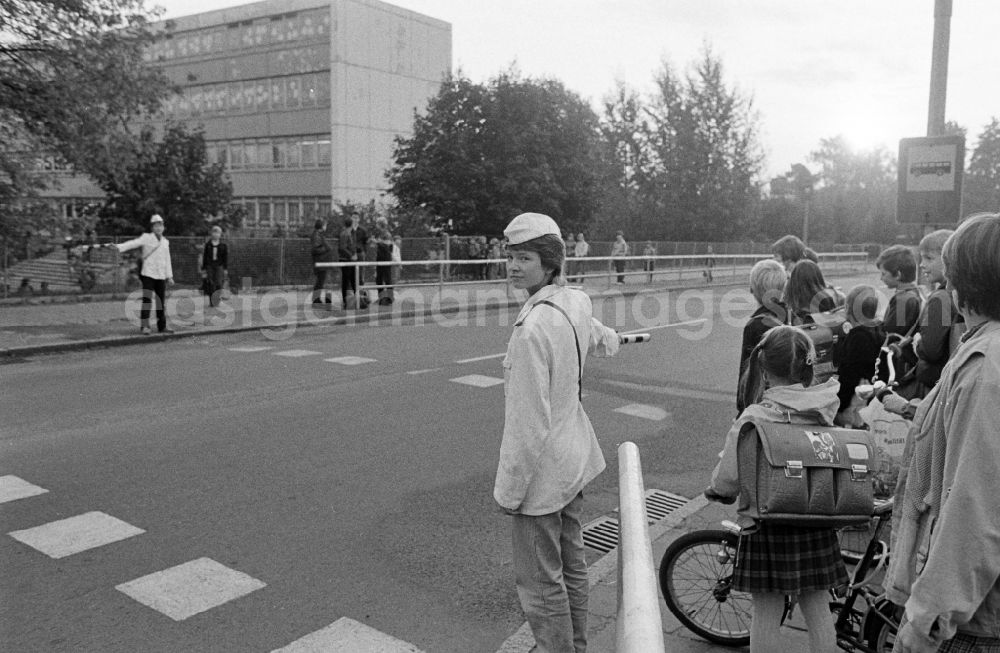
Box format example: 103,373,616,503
0,276,874,652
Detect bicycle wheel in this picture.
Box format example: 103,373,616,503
863,598,900,652
659,529,752,647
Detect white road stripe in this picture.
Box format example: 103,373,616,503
449,374,504,388
0,475,48,504
273,349,323,357
116,557,266,621
614,404,670,421
228,346,274,352
271,617,424,652
9,511,144,559
455,352,506,364
324,356,377,366
406,368,442,375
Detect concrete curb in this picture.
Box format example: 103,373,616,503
494,495,710,653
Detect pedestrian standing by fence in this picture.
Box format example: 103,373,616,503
494,212,623,653
611,231,629,284
110,214,174,335
373,217,394,305
643,240,657,282
337,216,358,309
572,233,589,283
201,226,228,307
310,219,333,306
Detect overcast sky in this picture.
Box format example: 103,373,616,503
154,0,999,179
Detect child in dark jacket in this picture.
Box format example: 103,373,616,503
833,285,882,427
914,229,962,389
876,244,921,337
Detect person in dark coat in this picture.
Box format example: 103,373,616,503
310,219,334,305
201,226,228,307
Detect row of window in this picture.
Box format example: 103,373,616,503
143,9,330,63
206,136,332,170
160,71,330,119
232,197,332,227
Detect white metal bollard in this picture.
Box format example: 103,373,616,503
615,442,666,652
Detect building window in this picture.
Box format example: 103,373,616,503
317,140,331,167
301,140,317,168
285,140,301,168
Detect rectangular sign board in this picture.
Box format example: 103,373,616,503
897,135,965,224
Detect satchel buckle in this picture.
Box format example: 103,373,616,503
851,464,869,481
784,461,803,478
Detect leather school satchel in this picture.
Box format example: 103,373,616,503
736,419,875,527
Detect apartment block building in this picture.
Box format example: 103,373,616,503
48,0,451,230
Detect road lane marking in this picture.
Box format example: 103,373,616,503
0,475,48,504
273,349,323,357
613,404,670,421
116,557,266,621
324,356,377,366
406,368,442,375
455,352,506,364
449,374,504,388
9,511,144,559
228,346,274,352
271,617,424,652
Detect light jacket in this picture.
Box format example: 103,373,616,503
115,232,173,280
494,284,620,515
709,378,841,516
885,320,1000,643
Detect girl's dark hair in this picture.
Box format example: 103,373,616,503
508,234,566,279
784,260,831,314
314,219,325,230
771,234,805,263
943,212,1000,321
738,325,816,409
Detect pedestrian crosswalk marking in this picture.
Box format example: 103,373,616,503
614,403,670,421
273,349,323,357
116,557,266,621
271,617,424,652
228,346,274,352
8,511,145,559
0,475,48,504
324,356,377,366
449,374,504,388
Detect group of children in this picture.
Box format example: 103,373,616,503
720,229,967,653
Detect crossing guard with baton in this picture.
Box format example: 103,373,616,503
493,212,648,651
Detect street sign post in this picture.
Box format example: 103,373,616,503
897,135,964,224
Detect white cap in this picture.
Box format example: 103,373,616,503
150,214,164,224
503,212,561,245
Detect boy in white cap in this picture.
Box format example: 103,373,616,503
494,212,622,652
111,214,175,334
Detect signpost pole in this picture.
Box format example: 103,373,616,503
927,0,952,137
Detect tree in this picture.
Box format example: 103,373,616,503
805,136,897,243
964,117,1000,214
96,123,233,236
387,69,611,236
602,47,764,240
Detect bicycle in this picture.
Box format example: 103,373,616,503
658,497,898,650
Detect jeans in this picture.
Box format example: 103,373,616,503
512,492,588,653
312,267,329,303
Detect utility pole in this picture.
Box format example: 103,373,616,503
927,0,952,137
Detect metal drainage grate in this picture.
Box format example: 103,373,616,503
582,516,620,554
644,489,690,524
